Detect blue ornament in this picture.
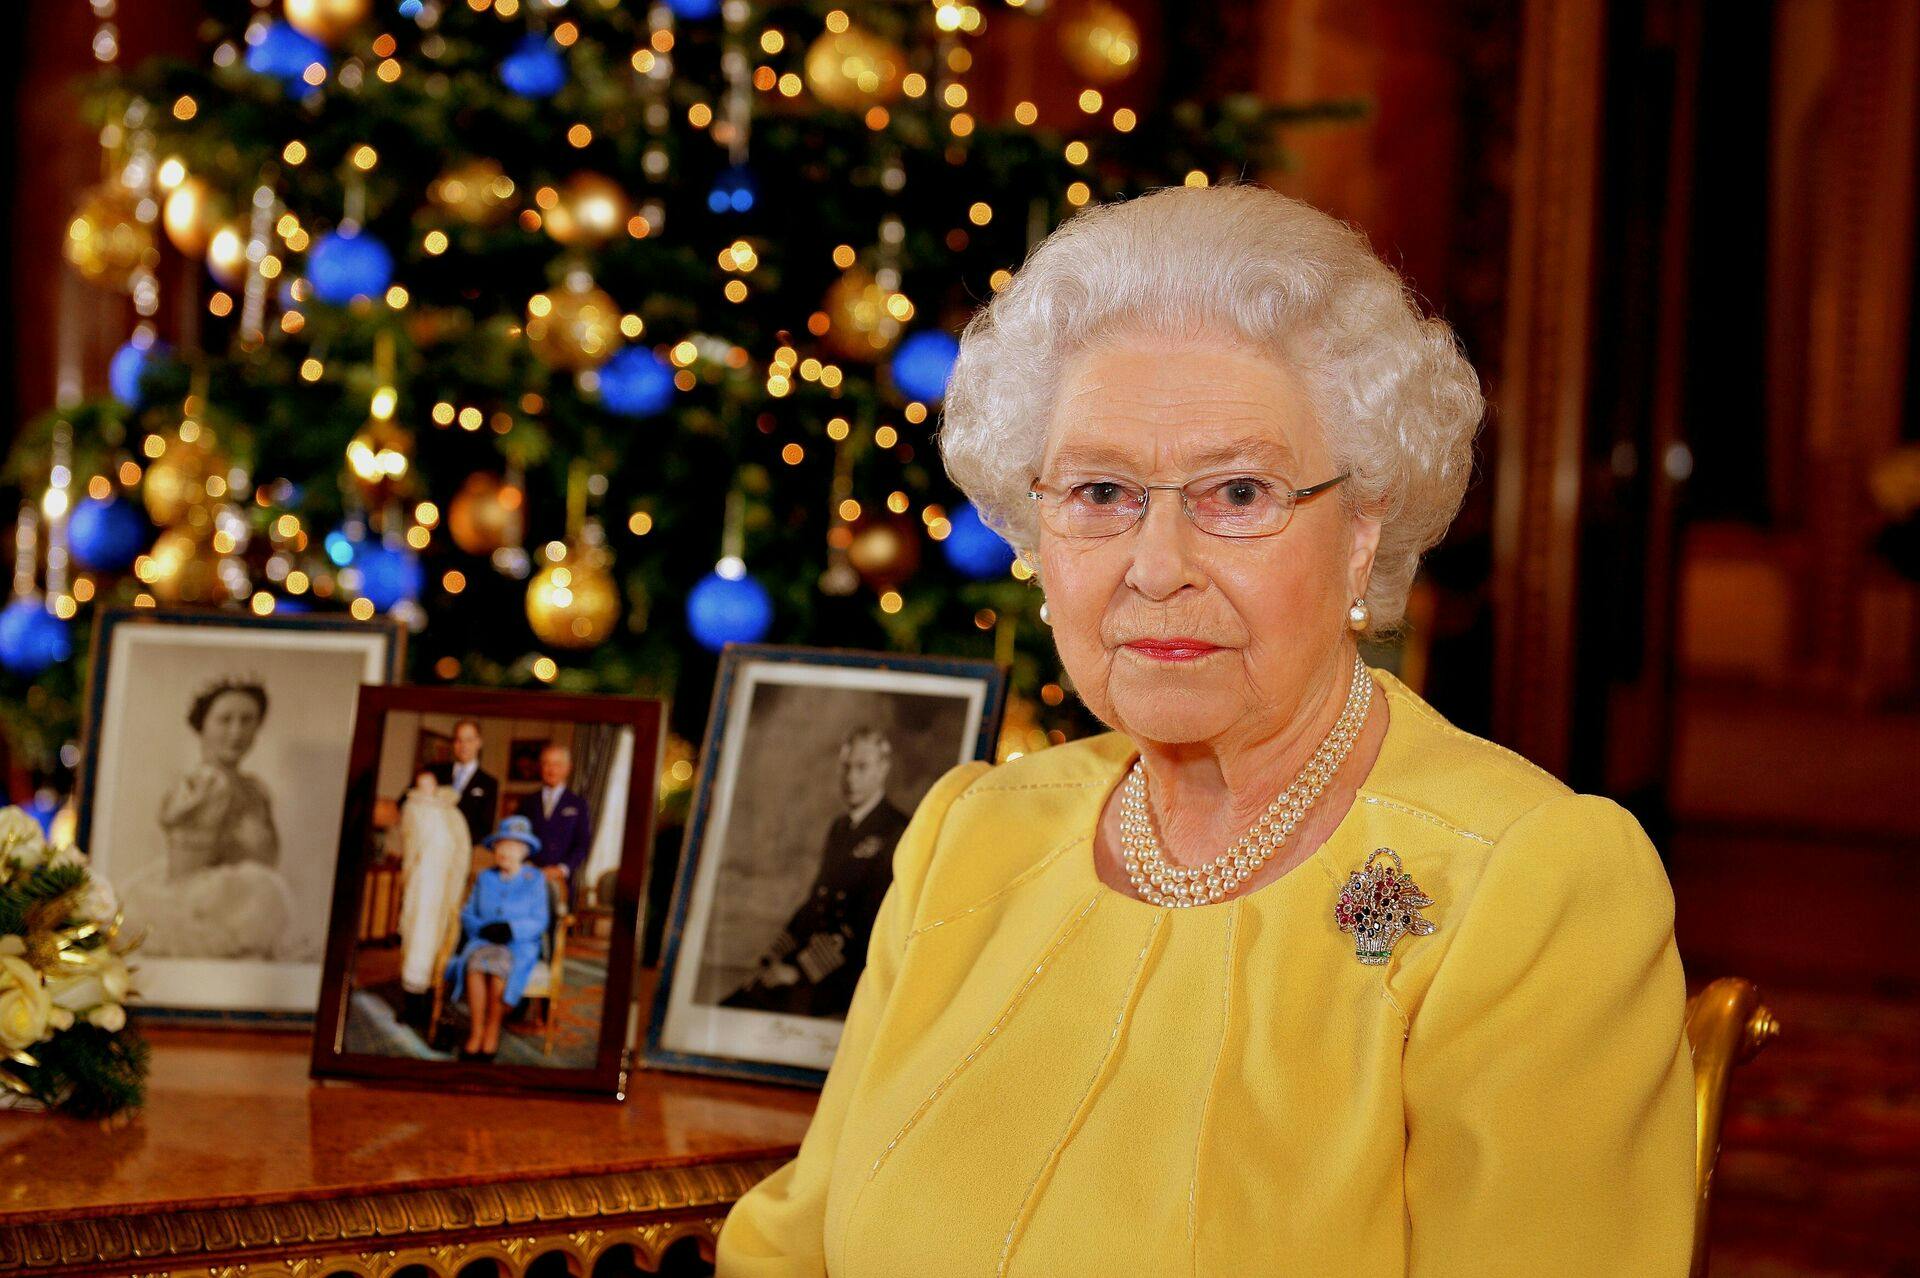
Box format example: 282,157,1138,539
942,502,1016,579
667,0,721,17
499,34,567,99
307,229,394,305
598,347,676,418
890,330,960,403
109,338,173,408
247,22,330,97
21,794,61,837
354,539,423,611
707,164,756,215
0,599,72,677
686,569,773,651
68,496,149,572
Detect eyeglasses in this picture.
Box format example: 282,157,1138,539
1026,470,1350,540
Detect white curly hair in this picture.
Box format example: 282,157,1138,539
937,181,1485,633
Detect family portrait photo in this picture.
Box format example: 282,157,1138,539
76,609,404,1019
312,686,662,1097
648,646,1006,1086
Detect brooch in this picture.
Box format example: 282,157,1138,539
1335,847,1436,966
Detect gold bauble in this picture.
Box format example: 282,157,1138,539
143,434,229,528
285,0,371,43
427,157,516,227
64,184,156,290
447,472,523,555
804,28,907,110
526,548,621,649
821,267,903,361
162,177,228,257
344,418,414,506
526,280,623,371
543,172,630,248
846,513,921,589
205,221,249,288
1060,1,1142,84
145,528,227,605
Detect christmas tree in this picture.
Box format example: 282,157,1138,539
3,0,1360,803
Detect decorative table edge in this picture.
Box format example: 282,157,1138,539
0,1156,791,1277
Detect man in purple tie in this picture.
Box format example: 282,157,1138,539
511,741,594,899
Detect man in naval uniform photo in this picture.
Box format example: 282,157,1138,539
721,725,911,1020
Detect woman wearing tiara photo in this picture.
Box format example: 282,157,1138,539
119,676,299,960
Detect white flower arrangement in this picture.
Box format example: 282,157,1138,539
0,805,148,1115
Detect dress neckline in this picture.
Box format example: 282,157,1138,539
1072,665,1395,916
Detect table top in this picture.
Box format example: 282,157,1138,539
0,1024,817,1225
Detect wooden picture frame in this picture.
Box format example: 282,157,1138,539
311,686,664,1099
645,644,1007,1088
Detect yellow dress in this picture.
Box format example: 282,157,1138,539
714,668,1695,1276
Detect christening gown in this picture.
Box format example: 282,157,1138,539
714,667,1695,1277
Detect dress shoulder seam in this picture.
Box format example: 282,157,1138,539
1357,793,1495,846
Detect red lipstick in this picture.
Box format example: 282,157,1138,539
1123,638,1222,661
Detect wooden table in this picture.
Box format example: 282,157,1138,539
0,1026,817,1277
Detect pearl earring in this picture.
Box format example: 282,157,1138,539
1039,601,1052,626
1347,597,1370,631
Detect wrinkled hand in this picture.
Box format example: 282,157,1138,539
795,931,847,984
479,921,512,943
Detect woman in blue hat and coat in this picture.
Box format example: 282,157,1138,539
444,814,551,1062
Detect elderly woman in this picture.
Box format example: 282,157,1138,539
716,183,1693,1275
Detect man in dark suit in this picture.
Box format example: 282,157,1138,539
428,718,499,845
722,726,910,1020
512,741,595,895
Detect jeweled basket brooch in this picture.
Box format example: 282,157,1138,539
1335,847,1436,965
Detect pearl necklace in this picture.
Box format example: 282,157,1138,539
1119,654,1374,907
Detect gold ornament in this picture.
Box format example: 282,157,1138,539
526,279,623,371
205,221,249,288
345,419,413,506
543,172,630,248
285,0,371,43
63,184,156,290
427,158,516,227
846,513,921,589
1060,1,1142,84
161,176,228,257
447,472,524,555
821,267,903,360
144,528,227,605
804,28,907,110
526,546,620,649
142,433,229,529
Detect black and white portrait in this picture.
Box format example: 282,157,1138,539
648,646,1005,1086
77,609,403,1019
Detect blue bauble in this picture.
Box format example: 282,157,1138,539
707,164,756,215
355,539,423,611
598,347,676,418
21,794,60,837
499,34,567,98
0,599,72,677
668,0,721,17
247,22,330,97
686,570,773,651
68,496,149,572
109,338,173,408
942,502,1016,579
890,330,959,403
307,229,394,305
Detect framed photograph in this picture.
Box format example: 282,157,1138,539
75,607,405,1024
311,686,664,1098
646,645,1007,1087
